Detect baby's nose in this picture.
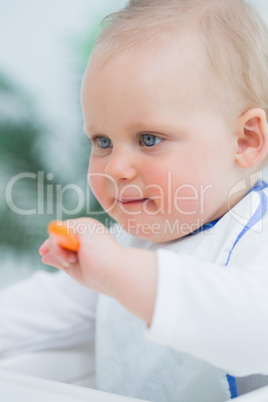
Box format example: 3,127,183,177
104,150,137,181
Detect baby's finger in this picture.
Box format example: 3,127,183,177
48,236,77,267
41,249,80,281
41,251,67,270
39,239,50,256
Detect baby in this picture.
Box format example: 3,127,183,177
3,0,268,401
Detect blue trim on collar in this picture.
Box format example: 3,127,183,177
189,180,268,237
226,374,238,399
247,179,267,193
189,219,219,236
225,180,268,266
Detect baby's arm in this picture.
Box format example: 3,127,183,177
40,217,268,377
146,249,268,376
40,218,157,326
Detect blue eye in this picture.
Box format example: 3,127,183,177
140,134,162,147
97,137,112,149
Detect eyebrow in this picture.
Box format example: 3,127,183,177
83,126,95,136
84,120,180,136
84,116,160,135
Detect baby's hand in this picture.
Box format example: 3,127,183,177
39,218,123,295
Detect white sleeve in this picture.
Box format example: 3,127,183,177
145,231,268,377
0,270,98,358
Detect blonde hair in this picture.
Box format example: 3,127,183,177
91,0,268,119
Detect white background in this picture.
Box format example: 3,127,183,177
0,0,126,141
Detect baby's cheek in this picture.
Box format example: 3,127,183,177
144,164,166,186
89,176,105,202
144,163,203,215
88,160,104,199
89,175,115,213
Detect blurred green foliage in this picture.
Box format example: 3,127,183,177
0,19,113,268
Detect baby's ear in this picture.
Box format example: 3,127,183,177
235,108,268,168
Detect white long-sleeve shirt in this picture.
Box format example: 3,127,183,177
147,185,268,377
1,183,268,401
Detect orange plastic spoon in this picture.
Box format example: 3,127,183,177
47,221,80,252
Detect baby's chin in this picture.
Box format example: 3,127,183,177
109,211,207,242
118,221,189,243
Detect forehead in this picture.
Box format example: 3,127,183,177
84,34,206,90
81,34,231,129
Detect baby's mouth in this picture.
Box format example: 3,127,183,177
116,197,148,205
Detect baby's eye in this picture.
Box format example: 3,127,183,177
140,134,163,147
96,136,112,149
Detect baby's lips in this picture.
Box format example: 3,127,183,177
47,220,80,252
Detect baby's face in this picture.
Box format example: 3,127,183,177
81,38,241,242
